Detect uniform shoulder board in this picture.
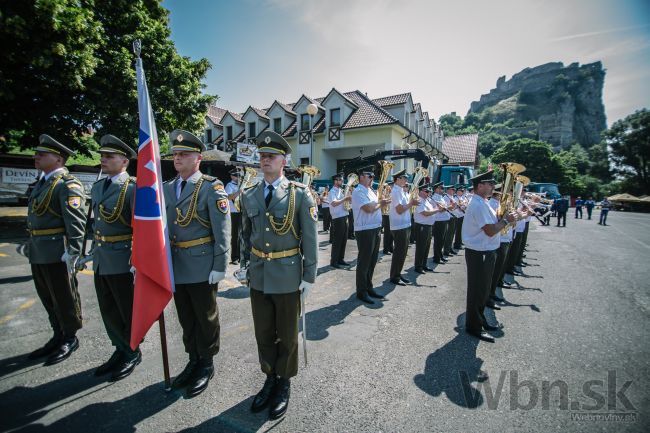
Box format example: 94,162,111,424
64,175,83,189
163,176,177,185
242,183,257,191
202,174,216,182
290,181,307,188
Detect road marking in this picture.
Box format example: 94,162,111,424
0,298,36,325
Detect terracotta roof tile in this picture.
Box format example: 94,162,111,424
442,133,479,164
341,91,399,129
206,105,227,125
372,92,411,107
282,119,297,137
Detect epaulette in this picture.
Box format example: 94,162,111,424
290,181,307,188
64,175,83,190
202,174,216,182
242,183,257,191
163,176,178,185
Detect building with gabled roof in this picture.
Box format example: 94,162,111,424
442,133,480,168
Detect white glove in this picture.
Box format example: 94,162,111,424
234,267,248,285
61,251,78,271
130,266,136,275
209,271,225,285
299,280,313,297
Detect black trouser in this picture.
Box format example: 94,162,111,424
465,248,497,333
94,272,138,356
586,207,593,219
31,262,82,337
599,210,609,225
382,214,393,253
330,216,348,265
230,212,241,261
355,227,381,295
505,232,523,273
443,217,456,255
390,227,410,280
250,288,300,378
518,222,530,264
410,215,416,243
413,223,432,270
490,242,511,298
575,207,582,218
432,220,447,261
322,207,331,231
173,281,220,359
348,212,355,239
556,211,566,226
453,216,464,249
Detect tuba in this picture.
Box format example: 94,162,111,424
234,166,257,212
408,166,428,214
343,173,358,211
497,162,526,233
377,160,395,215
297,164,321,202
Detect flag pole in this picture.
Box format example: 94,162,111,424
133,39,172,392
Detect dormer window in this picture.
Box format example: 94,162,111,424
248,122,256,137
301,113,310,130
330,108,341,126
273,118,282,133
206,129,212,143
226,126,233,141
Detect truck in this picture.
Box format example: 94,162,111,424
527,182,561,200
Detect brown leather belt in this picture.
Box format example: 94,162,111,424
251,246,300,260
172,235,214,248
30,227,65,236
94,234,133,242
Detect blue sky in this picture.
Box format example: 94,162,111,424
164,0,650,125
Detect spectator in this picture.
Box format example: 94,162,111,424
584,196,595,220
574,196,583,219
598,198,611,226
554,196,569,227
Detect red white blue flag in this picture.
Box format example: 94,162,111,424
130,54,174,350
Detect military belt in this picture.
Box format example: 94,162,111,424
251,246,300,260
172,235,214,248
94,234,133,243
30,227,65,236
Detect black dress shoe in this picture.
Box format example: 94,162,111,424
338,260,350,267
45,336,79,365
483,322,504,331
423,266,434,272
110,350,142,381
486,301,501,310
356,293,374,304
269,377,291,420
331,264,346,270
399,276,411,284
383,251,392,255
390,279,406,286
28,334,62,359
466,329,495,343
367,289,385,299
415,268,426,274
94,350,123,376
491,295,505,303
172,359,198,389
185,358,215,398
441,257,449,263
433,259,442,264
251,374,278,412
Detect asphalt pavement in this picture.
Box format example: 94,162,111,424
0,209,648,432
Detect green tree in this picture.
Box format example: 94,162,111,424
0,0,215,153
604,108,650,195
438,113,463,136
491,138,564,182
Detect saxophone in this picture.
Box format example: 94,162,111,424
408,166,428,214
234,166,257,212
343,173,358,211
377,160,394,215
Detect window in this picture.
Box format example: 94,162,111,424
226,126,233,141
330,108,341,126
273,118,282,133
301,113,310,130
206,129,212,143
300,157,310,165
248,122,256,137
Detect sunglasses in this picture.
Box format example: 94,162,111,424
362,173,375,178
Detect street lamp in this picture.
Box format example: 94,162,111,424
306,103,318,165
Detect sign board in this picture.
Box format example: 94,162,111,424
236,143,259,164
0,167,105,196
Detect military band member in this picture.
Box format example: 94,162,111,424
351,166,390,304
452,185,466,250
328,173,351,269
462,170,515,343
90,135,141,380
381,182,394,255
389,169,419,286
239,130,317,420
225,168,242,264
442,185,457,256
163,130,231,398
430,182,449,264
27,135,86,365
320,186,331,234
413,186,438,274
487,189,510,307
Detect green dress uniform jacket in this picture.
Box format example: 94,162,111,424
27,168,86,263
163,172,231,284
91,172,135,275
240,177,318,293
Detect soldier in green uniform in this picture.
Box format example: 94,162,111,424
163,130,231,398
89,135,141,381
27,134,86,365
239,130,318,420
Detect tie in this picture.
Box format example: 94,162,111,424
180,180,187,192
265,185,274,208
103,178,112,192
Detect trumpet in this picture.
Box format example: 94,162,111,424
377,160,394,215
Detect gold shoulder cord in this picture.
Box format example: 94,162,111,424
268,183,300,240
176,178,211,228
99,178,133,225
32,175,64,217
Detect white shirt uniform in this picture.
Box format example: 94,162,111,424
321,190,330,209
515,218,526,233
488,198,513,243
352,184,382,231
224,180,240,214
328,186,348,219
414,198,436,225
451,195,464,218
431,193,450,222
389,185,411,230
462,195,500,251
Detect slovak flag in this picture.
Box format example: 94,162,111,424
130,54,174,350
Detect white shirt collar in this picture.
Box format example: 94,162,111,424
264,176,284,190
43,167,65,181
179,170,202,183
109,171,128,183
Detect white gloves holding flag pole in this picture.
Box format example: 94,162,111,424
298,280,313,297
61,251,79,274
